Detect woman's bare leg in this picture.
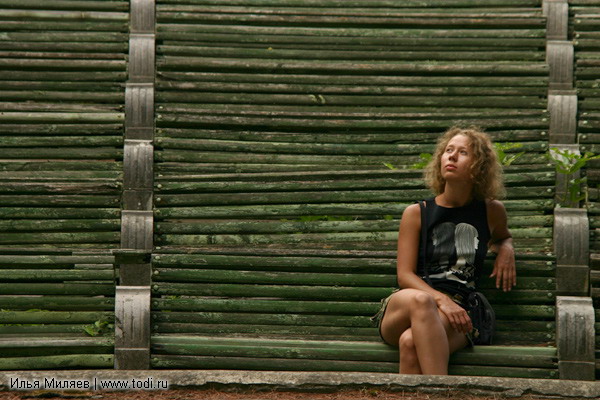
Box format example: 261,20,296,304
379,289,469,375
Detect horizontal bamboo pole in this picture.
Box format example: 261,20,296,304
155,173,551,193
151,354,395,373
0,183,121,194
0,71,126,82
0,41,127,53
1,21,128,32
0,148,122,159
150,355,555,378
152,323,378,341
152,252,554,273
0,310,113,324
154,187,553,206
0,232,120,245
0,195,120,207
156,93,548,108
0,324,101,335
0,208,120,219
156,116,548,132
0,354,113,370
0,91,123,103
158,33,545,49
0,254,115,265
155,223,552,240
154,153,548,166
0,296,114,311
157,71,548,87
155,200,554,219
153,270,554,292
158,46,544,62
153,269,395,287
157,24,545,39
0,336,114,348
158,0,540,6
152,311,371,328
0,0,128,11
0,59,126,71
0,171,121,180
158,56,549,75
0,124,123,135
156,103,548,120
155,138,548,157
0,219,119,232
0,10,128,21
0,112,124,123
0,269,114,281
153,297,379,315
157,5,542,17
0,283,114,296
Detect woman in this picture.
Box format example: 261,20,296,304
376,126,516,375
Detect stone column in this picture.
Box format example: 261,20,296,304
115,0,155,370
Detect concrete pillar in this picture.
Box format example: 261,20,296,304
556,296,596,380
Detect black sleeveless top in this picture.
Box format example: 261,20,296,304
417,197,491,290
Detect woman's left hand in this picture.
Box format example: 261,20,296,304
490,240,516,292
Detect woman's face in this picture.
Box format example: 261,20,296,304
440,134,473,183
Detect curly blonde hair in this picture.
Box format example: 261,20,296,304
424,126,505,200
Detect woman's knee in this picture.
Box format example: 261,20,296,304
410,290,436,307
399,329,416,351
399,329,419,364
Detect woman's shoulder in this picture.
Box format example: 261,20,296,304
484,198,507,214
403,202,421,217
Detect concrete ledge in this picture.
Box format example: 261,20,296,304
1,370,599,398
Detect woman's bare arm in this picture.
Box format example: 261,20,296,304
487,200,516,292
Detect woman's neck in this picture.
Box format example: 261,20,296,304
436,182,474,208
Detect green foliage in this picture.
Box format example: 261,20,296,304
548,147,600,207
83,319,113,337
494,142,525,166
410,153,433,170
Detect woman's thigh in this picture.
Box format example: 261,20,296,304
379,288,437,346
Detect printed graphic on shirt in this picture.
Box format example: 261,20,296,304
428,222,479,285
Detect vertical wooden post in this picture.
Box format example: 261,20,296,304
115,0,155,370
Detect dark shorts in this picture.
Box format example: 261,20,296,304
371,287,477,347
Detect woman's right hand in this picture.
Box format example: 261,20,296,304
436,296,472,334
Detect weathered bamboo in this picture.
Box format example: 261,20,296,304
157,72,548,87
0,232,120,245
0,355,113,370
0,311,114,324
150,354,555,378
0,112,123,123
157,24,545,39
0,269,114,281
0,182,121,194
154,187,552,207
0,208,119,219
159,46,544,62
155,138,547,156
0,283,114,295
158,32,545,48
0,91,123,103
0,297,114,311
0,10,128,21
0,0,129,11
157,0,540,7
0,254,115,265
0,196,119,207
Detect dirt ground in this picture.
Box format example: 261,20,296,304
0,389,569,400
